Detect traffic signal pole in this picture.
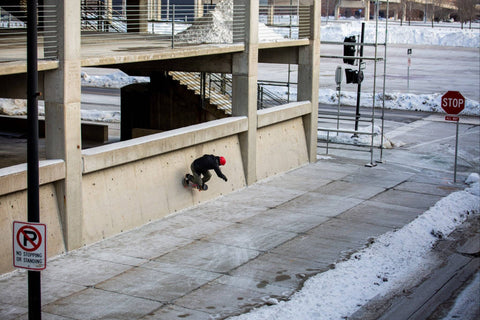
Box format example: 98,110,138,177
354,22,365,135
27,1,42,319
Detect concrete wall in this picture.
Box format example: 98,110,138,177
0,161,66,274
81,135,246,244
256,102,311,180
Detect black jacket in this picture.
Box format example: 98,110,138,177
192,154,227,180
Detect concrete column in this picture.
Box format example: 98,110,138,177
195,0,204,19
232,0,258,185
105,0,113,23
297,1,320,163
43,0,83,250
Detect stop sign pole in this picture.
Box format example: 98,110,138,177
441,91,465,183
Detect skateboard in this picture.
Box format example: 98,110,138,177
182,174,208,191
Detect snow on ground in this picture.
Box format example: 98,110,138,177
229,175,480,320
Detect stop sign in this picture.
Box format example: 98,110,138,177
441,91,465,115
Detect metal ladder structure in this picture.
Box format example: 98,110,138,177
318,0,390,167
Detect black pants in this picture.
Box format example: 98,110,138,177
190,163,211,186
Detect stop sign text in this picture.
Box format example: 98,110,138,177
441,91,465,115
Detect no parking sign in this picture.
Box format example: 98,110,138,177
13,221,46,270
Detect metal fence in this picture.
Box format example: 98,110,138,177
259,5,312,41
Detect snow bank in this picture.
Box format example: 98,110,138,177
321,21,480,48
176,0,234,43
229,186,480,320
0,99,27,116
81,70,149,89
317,89,480,116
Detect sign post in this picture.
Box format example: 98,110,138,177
407,48,412,92
441,91,465,183
335,66,343,134
27,1,42,319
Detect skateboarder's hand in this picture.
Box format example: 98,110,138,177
223,176,228,182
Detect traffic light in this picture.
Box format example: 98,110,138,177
343,36,356,65
345,69,363,84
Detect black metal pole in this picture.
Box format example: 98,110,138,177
354,22,365,134
27,1,41,319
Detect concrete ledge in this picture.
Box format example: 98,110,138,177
80,43,245,67
258,39,310,50
257,101,311,128
82,117,248,173
0,60,59,76
0,159,65,196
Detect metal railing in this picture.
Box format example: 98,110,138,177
80,2,246,47
208,73,293,110
259,5,311,40
0,4,58,61
171,71,295,114
257,80,292,109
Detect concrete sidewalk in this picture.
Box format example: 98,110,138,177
0,153,465,320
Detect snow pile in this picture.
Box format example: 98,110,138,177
321,21,480,48
78,109,120,123
258,23,286,42
0,98,27,116
316,89,480,116
177,0,284,43
230,185,480,320
176,0,234,43
465,172,480,196
81,70,149,89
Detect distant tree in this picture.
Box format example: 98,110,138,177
456,0,477,28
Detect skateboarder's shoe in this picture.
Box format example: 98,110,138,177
199,183,208,191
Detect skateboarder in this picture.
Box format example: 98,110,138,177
186,154,227,190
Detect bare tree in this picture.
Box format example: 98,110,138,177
456,0,477,28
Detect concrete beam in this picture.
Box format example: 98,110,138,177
118,54,234,76
258,46,299,64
